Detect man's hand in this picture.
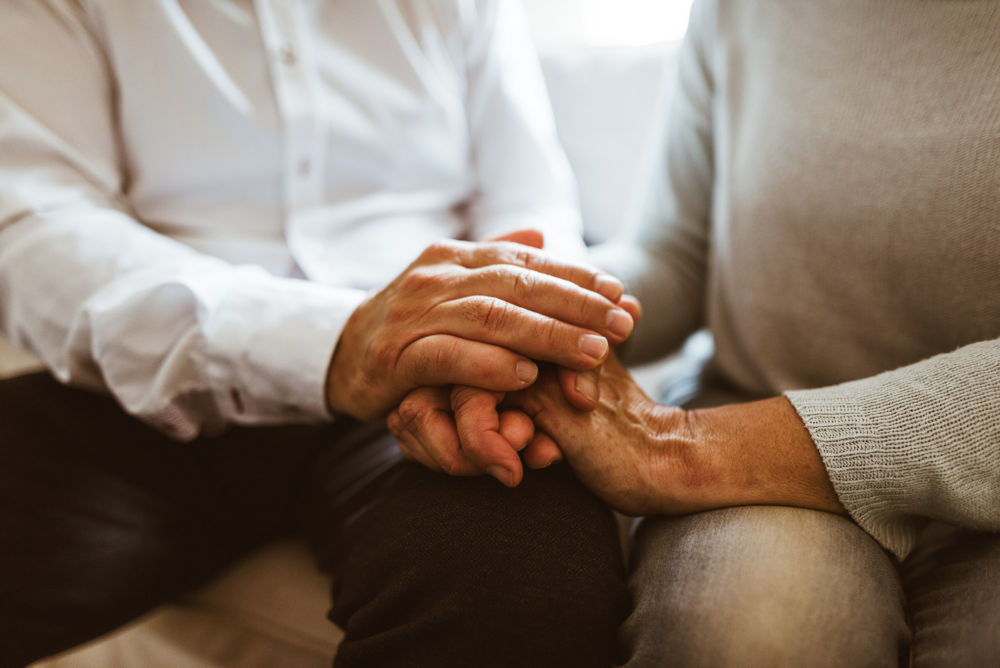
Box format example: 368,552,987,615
508,354,848,517
326,233,635,420
387,386,537,486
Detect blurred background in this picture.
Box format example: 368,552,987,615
522,0,693,246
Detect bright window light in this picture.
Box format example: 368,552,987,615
525,0,694,47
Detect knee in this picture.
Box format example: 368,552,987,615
621,506,909,668
331,464,629,667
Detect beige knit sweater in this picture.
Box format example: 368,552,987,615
596,0,1000,559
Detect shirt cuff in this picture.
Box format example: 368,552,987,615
201,268,366,425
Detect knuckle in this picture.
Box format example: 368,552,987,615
399,266,445,295
542,316,564,349
420,239,462,263
466,296,508,332
429,336,457,372
440,454,463,476
577,291,599,323
450,385,482,413
510,267,536,300
509,245,536,268
396,396,428,431
386,411,402,435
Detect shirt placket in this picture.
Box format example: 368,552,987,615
255,0,325,218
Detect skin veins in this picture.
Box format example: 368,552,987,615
508,353,846,517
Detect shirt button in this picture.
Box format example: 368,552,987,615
297,159,312,178
279,44,297,66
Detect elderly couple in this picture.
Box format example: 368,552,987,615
1,1,997,666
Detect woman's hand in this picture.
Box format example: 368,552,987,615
508,355,697,515
508,354,847,517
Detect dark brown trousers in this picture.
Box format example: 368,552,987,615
0,373,628,667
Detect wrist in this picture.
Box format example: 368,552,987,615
641,404,711,514
686,397,846,513
324,302,367,419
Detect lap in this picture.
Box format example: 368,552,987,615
0,373,628,668
0,373,343,665
319,461,628,668
622,505,908,668
903,522,1000,667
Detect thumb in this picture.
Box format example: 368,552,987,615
558,367,601,411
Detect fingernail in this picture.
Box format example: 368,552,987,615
606,309,633,338
595,274,624,301
487,465,512,487
579,334,608,360
575,371,599,403
516,360,538,383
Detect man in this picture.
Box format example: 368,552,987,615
0,2,634,666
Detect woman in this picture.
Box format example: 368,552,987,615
510,1,1000,665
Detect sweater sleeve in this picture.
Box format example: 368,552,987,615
785,338,1000,560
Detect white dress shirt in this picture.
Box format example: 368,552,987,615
0,0,583,439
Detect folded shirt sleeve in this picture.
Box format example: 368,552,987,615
786,338,1000,560
0,3,364,440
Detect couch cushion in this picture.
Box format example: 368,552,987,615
33,541,340,668
539,42,679,244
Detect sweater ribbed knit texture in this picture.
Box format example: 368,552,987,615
597,0,1000,558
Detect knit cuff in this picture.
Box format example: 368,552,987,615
785,384,923,560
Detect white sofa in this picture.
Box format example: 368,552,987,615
9,42,679,668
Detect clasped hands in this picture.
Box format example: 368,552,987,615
325,230,637,483
326,230,844,517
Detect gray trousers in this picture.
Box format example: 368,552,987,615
624,358,1000,667
621,500,1000,667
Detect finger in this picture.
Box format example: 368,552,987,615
461,265,634,343
488,229,545,249
397,335,540,393
422,299,610,370
451,386,524,487
454,241,625,303
498,409,534,451
388,409,442,471
395,389,480,476
558,366,601,411
502,364,561,417
617,294,642,323
523,432,564,469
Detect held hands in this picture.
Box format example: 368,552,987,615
389,350,672,505
386,321,638,487
379,229,640,487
